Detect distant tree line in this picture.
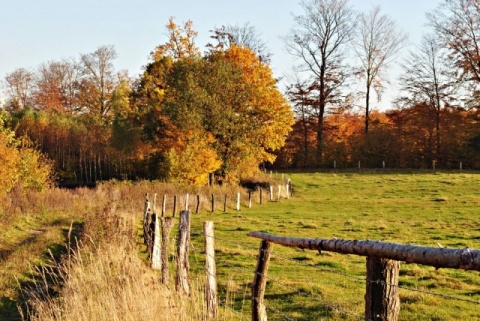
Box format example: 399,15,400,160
3,0,480,190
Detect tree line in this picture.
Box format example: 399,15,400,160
2,0,480,191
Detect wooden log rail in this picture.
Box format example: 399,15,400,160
248,231,480,321
247,232,480,271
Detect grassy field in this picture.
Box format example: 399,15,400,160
186,171,480,320
2,171,480,320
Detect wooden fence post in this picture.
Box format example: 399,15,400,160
269,186,273,201
277,185,281,201
259,188,263,205
161,217,175,285
161,194,166,217
176,210,191,296
143,194,150,244
151,213,161,270
223,194,227,212
204,221,218,320
248,191,252,208
173,195,177,217
236,192,240,211
211,194,215,213
252,240,272,321
365,256,400,321
196,194,200,214
185,193,189,211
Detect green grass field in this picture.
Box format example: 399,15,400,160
187,171,480,321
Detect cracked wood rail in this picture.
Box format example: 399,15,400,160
247,231,480,271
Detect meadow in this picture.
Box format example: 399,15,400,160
187,171,480,320
1,171,480,320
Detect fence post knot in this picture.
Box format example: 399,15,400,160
460,248,474,269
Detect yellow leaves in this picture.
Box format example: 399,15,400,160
167,128,222,186
17,148,53,191
0,113,52,195
153,17,200,61
0,131,20,195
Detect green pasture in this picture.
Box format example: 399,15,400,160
188,171,480,321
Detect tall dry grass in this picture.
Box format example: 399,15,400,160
20,203,208,321
5,176,277,321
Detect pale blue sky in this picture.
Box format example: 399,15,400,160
0,0,441,110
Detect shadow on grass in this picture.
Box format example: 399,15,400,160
0,220,84,321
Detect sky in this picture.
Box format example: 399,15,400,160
0,0,441,110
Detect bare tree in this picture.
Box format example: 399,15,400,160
428,0,480,107
209,22,271,62
352,6,408,134
397,34,456,164
3,68,35,111
284,0,355,165
80,45,118,119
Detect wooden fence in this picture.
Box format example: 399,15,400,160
247,231,480,321
141,181,292,319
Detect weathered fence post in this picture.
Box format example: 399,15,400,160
277,185,281,201
173,195,177,217
285,179,290,199
143,194,150,244
269,186,273,201
196,194,200,214
176,210,191,296
162,194,166,217
358,161,361,170
211,194,215,213
236,192,241,211
161,217,175,285
460,161,463,170
223,194,227,212
365,256,400,321
252,240,272,321
204,221,218,320
259,188,263,205
248,191,252,208
185,193,189,211
151,213,161,270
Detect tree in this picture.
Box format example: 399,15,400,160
79,45,118,120
34,59,81,114
428,0,480,107
352,6,408,134
152,17,201,60
286,79,316,166
397,34,456,165
209,22,271,62
284,0,355,165
3,68,35,111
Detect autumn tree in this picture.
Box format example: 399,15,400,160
134,18,293,183
34,59,81,114
352,6,407,134
79,45,118,120
284,0,355,165
3,68,35,111
152,17,201,60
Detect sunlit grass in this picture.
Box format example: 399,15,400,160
187,171,480,320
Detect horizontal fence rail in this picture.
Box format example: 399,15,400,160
248,231,480,321
247,232,480,271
